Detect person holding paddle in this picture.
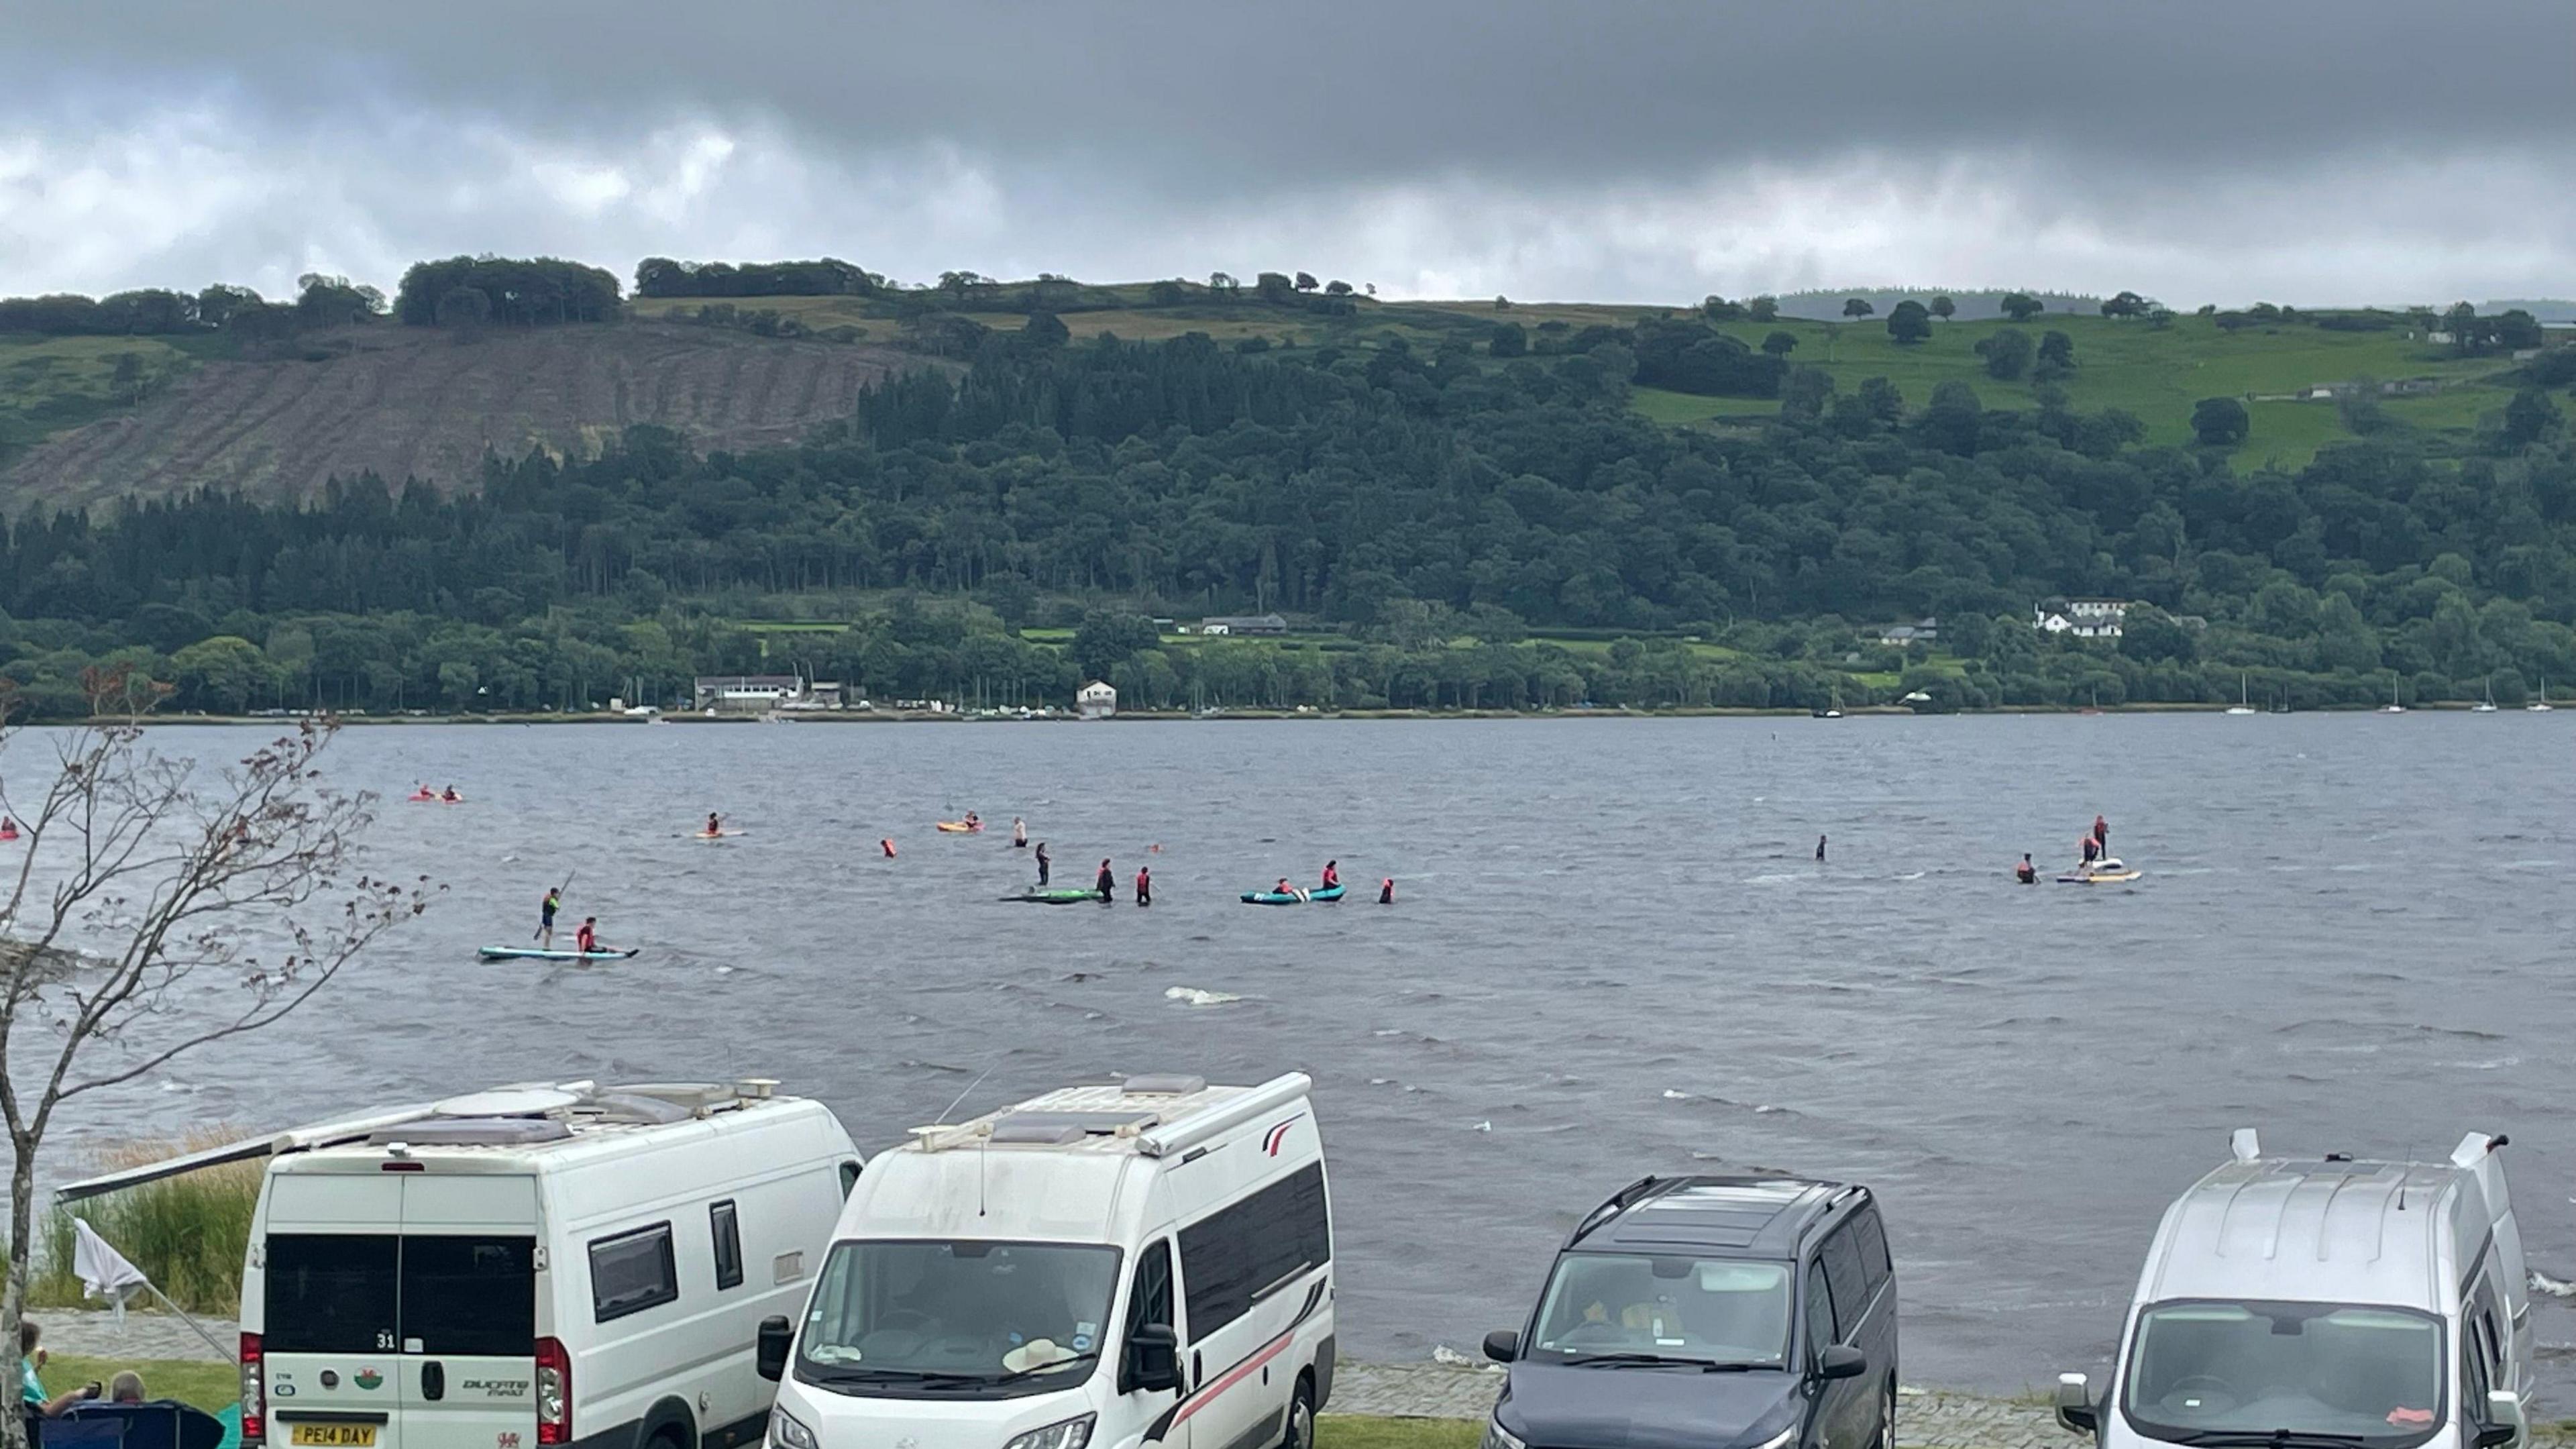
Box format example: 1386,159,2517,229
536,884,564,948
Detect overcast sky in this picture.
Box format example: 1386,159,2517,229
4,0,2572,308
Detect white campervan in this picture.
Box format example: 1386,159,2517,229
62,1079,863,1449
758,1073,1332,1449
2057,1128,2531,1449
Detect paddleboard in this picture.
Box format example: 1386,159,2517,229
478,945,638,962
692,829,749,840
1240,885,1346,905
1004,888,1108,905
935,820,983,833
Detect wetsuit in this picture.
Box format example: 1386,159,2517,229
1135,869,1151,906
1036,847,1051,885
1095,865,1115,902
2092,816,2108,849
2014,858,2037,885
1815,835,1827,861
1379,878,1394,904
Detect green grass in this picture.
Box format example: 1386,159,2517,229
35,1354,237,1413
0,334,196,460
1318,1416,1485,1449
33,1138,259,1316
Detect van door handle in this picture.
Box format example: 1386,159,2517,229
421,1362,444,1402
1191,1352,1202,1389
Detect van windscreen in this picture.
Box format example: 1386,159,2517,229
402,1237,537,1355
266,1235,399,1354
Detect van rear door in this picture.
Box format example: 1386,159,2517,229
262,1175,408,1449
396,1175,539,1449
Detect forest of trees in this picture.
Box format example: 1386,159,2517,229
634,257,880,299
3,319,2575,719
390,256,622,328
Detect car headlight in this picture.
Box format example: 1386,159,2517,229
1482,1419,1527,1449
769,1407,820,1449
1741,1429,1796,1449
1003,1416,1096,1449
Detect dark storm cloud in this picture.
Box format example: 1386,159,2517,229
3,0,2573,303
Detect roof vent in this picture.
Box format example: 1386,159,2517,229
434,1088,580,1119
583,1092,691,1126
737,1078,780,1101
990,1120,1089,1145
2230,1128,2262,1164
368,1117,574,1146
1123,1073,1206,1096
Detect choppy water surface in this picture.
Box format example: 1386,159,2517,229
57,714,2576,1394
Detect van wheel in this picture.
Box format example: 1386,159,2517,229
1281,1379,1316,1449
1873,1379,1896,1449
648,1426,690,1449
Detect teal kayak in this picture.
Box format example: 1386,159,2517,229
1004,889,1108,905
1241,885,1346,905
479,945,638,962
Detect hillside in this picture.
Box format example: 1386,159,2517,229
0,321,910,511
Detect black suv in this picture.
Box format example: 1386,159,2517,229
1481,1175,1898,1449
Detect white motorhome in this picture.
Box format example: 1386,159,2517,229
758,1073,1332,1449
2057,1128,2530,1449
62,1079,863,1449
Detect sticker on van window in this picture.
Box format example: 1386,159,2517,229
1073,1336,1093,1352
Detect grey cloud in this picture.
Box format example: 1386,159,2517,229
3,0,2573,304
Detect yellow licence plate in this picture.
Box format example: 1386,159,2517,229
291,1426,378,1447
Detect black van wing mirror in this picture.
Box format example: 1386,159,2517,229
2475,1389,2526,1449
1483,1331,1520,1363
757,1316,794,1382
1128,1324,1181,1394
1814,1344,1867,1381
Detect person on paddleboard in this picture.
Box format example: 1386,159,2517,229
1095,859,1114,902
575,917,600,953
965,811,981,832
2015,853,2037,885
537,886,562,947
1134,865,1151,907
2080,833,2100,868
2092,814,2109,850
1012,818,1028,849
705,812,722,837
1035,843,1051,885
1321,860,1340,890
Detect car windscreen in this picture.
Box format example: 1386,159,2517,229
1529,1253,1792,1367
2121,1299,2447,1448
799,1240,1121,1393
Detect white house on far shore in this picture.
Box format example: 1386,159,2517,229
2033,598,2129,639
1078,680,1118,718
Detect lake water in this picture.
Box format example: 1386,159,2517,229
51,713,2576,1395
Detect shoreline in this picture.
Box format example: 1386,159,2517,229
86,701,2536,727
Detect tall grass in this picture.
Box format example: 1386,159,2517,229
32,1134,258,1316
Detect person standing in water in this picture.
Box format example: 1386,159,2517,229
1094,858,1115,902
1815,835,1827,861
1378,877,1395,904
1012,818,1028,849
1134,865,1152,907
2015,853,2037,885
536,885,563,947
1034,843,1051,885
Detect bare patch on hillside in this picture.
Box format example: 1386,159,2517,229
1,322,919,509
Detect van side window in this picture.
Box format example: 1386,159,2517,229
710,1201,745,1291
1120,1239,1175,1392
1850,1203,1892,1294
1178,1163,1331,1339
1820,1226,1868,1336
590,1223,680,1322
1802,1260,1835,1362
839,1161,861,1199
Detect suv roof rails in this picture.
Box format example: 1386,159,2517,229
1570,1174,1666,1244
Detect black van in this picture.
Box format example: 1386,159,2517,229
1481,1175,1898,1449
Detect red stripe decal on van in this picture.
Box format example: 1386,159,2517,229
1264,1119,1297,1156
1171,1330,1294,1427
